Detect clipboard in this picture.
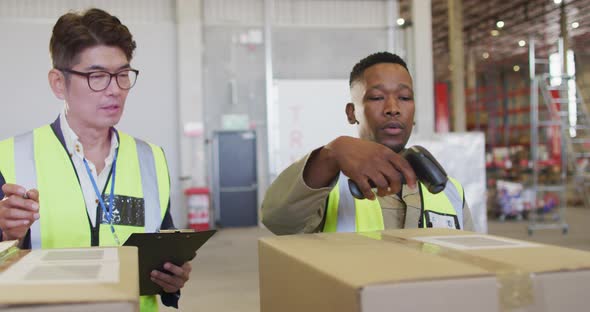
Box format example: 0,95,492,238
123,229,216,295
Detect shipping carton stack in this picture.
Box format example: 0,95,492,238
0,242,139,312
259,228,590,312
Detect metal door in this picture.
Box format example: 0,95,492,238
212,131,258,227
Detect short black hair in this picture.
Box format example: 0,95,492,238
50,8,136,69
349,52,409,87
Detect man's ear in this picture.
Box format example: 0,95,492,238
345,103,358,124
48,69,66,100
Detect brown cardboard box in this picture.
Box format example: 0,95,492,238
259,229,590,312
0,246,139,312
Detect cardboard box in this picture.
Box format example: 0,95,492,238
259,229,590,312
0,246,139,312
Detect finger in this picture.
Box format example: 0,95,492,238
0,224,30,240
1,184,27,198
153,268,186,284
3,196,39,212
353,177,375,201
387,155,417,189
378,165,405,195
151,270,184,291
375,186,391,198
25,189,39,202
371,159,404,196
387,171,404,195
368,173,390,197
151,274,180,293
4,207,39,221
182,262,192,274
163,262,188,280
1,218,32,229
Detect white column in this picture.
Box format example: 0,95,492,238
559,2,569,74
467,48,477,128
262,0,275,226
448,0,466,132
176,1,205,200
386,0,399,54
411,0,435,137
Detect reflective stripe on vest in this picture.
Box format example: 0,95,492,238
444,178,464,227
420,177,464,229
335,172,355,232
14,132,41,249
324,173,384,232
324,174,464,232
135,138,162,233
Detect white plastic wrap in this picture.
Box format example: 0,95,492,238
408,132,487,233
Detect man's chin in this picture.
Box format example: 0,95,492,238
377,139,406,153
96,118,121,130
388,144,405,153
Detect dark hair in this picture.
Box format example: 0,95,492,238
349,52,409,87
49,8,136,69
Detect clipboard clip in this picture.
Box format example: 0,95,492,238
158,229,196,233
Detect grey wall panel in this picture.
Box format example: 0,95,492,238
272,28,389,79
203,27,267,131
0,0,175,23
203,0,388,27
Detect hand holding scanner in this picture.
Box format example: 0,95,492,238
348,145,448,199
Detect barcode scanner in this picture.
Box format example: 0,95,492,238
348,145,448,199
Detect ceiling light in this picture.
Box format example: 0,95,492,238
491,30,500,36
518,40,526,47
572,22,580,29
496,20,505,28
397,18,405,26
554,0,562,4
513,65,520,72
482,52,490,59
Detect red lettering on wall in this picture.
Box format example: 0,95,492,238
290,130,303,148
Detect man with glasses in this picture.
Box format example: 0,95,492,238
0,8,188,312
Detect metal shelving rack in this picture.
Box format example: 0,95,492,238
528,35,590,235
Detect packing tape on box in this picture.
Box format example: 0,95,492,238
360,232,535,312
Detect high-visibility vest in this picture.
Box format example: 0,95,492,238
324,173,464,232
0,124,170,312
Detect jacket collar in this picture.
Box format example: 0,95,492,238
50,115,120,150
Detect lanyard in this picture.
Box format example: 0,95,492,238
83,147,120,245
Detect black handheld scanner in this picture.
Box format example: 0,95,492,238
348,145,448,199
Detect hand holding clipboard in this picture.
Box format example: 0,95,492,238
123,229,216,295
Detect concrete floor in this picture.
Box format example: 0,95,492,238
160,206,590,312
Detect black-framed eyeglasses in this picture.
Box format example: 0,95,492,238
59,68,139,92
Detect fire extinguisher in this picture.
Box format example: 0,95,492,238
185,187,210,231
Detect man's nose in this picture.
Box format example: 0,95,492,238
384,96,401,117
104,77,122,95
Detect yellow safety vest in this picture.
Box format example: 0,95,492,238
0,125,170,312
324,173,464,232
